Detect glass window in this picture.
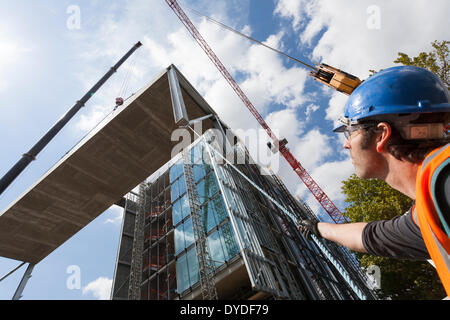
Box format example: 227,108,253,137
211,195,227,224
176,253,189,294
170,161,183,183
171,179,179,202
186,247,199,287
178,176,186,197
220,222,239,261
202,200,218,233
183,217,195,249
172,200,182,226
193,164,206,182
207,230,225,269
194,163,213,182
174,224,185,255
235,217,249,248
191,143,203,164
196,179,207,204
206,173,219,197
180,194,190,221
196,173,219,204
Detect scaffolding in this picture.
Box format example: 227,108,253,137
182,149,218,300
115,130,377,300
203,130,377,300
269,170,376,299
204,133,288,298
128,182,146,300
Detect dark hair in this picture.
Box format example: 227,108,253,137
360,113,450,164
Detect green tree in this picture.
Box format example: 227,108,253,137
341,40,449,300
394,40,449,90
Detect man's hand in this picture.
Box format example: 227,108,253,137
298,220,321,240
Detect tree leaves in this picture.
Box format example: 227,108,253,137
394,40,449,90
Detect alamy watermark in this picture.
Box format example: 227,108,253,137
170,121,281,175
67,5,81,30
365,264,381,290
366,5,381,30
66,265,81,290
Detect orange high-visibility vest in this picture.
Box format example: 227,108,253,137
414,143,450,296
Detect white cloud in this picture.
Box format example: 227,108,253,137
274,0,306,31
82,277,112,300
75,104,112,133
69,0,312,142
305,103,319,121
266,108,305,141
276,0,450,79
273,0,450,221
325,92,348,128
63,0,450,225
104,205,124,225
293,129,332,170
295,158,354,222
308,159,354,202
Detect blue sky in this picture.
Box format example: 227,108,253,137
0,0,449,299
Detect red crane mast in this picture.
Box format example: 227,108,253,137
165,0,347,224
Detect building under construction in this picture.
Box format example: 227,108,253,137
0,64,376,300
110,66,377,300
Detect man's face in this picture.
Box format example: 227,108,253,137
343,126,382,179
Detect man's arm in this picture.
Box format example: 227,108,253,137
298,208,430,260
317,222,368,253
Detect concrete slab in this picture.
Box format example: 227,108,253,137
0,65,223,263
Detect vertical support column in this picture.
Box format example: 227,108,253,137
168,65,189,127
12,263,35,300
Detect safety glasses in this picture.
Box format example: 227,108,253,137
342,124,376,140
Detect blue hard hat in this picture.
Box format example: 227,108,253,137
334,66,450,132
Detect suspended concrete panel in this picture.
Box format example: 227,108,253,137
0,65,221,264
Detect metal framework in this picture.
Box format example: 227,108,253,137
203,130,377,299
110,192,138,300
128,182,146,299
165,0,347,224
112,131,377,300
12,263,35,300
182,150,218,300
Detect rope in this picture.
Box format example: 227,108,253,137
118,50,138,98
187,126,367,300
0,262,26,283
183,5,317,71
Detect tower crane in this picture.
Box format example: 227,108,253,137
165,0,361,224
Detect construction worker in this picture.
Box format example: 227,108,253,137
298,66,450,296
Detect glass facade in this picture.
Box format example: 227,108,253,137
172,141,240,295
140,139,240,298
124,133,376,300
111,68,377,301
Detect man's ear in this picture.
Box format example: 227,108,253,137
375,122,391,153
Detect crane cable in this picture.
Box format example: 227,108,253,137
119,53,138,99
186,125,367,300
184,5,318,72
